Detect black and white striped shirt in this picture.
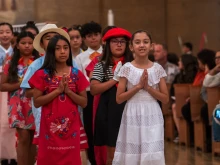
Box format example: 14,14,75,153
92,62,114,82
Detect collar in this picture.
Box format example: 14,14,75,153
0,45,13,54
87,46,103,55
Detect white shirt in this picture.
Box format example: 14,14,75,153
203,72,220,87
74,47,103,91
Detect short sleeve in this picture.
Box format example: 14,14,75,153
76,69,90,93
118,63,130,78
85,57,99,77
28,70,46,92
20,57,44,89
91,62,104,82
156,64,167,80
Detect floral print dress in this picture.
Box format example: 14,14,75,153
3,57,35,129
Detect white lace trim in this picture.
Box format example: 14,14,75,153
118,62,167,87
115,140,164,154
121,115,164,127
113,151,165,165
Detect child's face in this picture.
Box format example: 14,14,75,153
68,30,82,50
0,25,13,46
55,39,70,63
17,37,34,56
130,32,152,57
40,32,57,51
84,33,101,49
110,37,127,58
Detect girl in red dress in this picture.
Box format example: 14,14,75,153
29,35,89,165
1,31,40,165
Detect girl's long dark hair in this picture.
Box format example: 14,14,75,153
40,35,73,78
101,37,133,76
8,31,39,83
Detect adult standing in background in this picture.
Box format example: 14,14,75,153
154,43,179,84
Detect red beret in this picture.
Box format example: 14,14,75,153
102,27,132,41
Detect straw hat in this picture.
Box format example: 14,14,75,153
33,24,70,53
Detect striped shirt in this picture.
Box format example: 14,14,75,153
92,62,114,82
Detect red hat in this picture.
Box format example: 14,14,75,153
102,27,132,41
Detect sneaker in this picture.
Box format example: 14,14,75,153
173,136,179,144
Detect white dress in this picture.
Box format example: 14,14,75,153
113,62,166,165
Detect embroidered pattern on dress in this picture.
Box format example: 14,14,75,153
50,117,71,137
47,146,75,150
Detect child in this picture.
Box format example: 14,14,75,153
21,21,39,37
0,22,16,165
90,27,133,165
67,25,84,58
0,22,14,70
74,21,102,165
28,35,89,165
0,31,40,165
85,25,116,165
20,24,72,144
112,30,169,165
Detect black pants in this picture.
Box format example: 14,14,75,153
83,92,96,165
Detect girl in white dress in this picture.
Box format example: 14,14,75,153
113,30,169,165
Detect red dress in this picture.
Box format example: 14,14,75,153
29,67,89,165
3,58,35,130
86,56,107,165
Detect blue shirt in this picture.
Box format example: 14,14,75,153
0,45,13,66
